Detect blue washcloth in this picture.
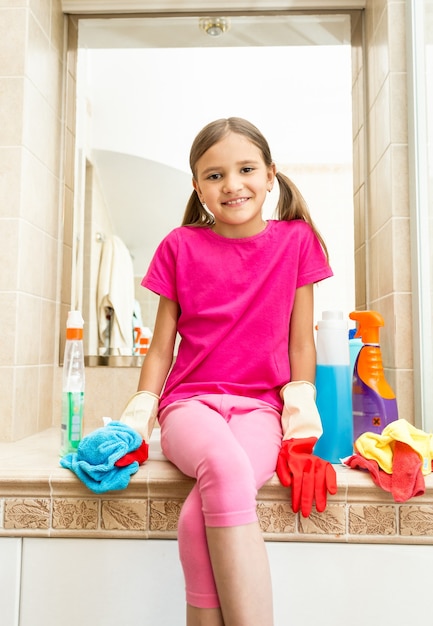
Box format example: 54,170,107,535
60,421,142,493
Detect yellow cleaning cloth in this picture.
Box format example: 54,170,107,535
355,419,433,476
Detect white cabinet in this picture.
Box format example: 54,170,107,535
6,537,433,626
0,538,21,626
19,539,185,626
269,542,433,626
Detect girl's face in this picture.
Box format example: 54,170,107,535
193,131,276,238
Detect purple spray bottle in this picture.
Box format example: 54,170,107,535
349,310,399,442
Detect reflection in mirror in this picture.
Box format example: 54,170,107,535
73,14,355,365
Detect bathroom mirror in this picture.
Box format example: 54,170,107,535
73,13,356,365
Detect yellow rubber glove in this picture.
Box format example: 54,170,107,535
280,381,323,441
114,391,159,468
119,390,159,444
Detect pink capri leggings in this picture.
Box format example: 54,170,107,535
159,394,282,609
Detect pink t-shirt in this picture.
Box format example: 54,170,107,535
142,219,333,414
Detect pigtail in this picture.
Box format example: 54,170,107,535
182,190,215,227
276,171,329,261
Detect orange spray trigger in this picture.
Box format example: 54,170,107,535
349,310,384,345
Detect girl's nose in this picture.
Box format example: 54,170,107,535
222,174,242,193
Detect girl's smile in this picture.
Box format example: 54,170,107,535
193,131,276,238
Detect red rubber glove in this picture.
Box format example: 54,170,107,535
115,440,149,467
277,437,337,517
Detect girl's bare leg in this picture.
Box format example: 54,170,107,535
186,605,225,626
205,522,274,626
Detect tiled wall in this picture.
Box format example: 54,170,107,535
0,0,66,441
0,0,415,442
354,0,414,422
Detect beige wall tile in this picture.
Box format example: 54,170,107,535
391,144,409,217
65,68,76,134
63,185,74,246
64,127,75,191
0,8,26,76
0,1,28,6
25,10,64,115
352,127,361,193
388,2,407,72
369,293,394,355
15,292,42,366
49,0,66,55
374,78,391,165
367,0,388,38
45,169,61,238
366,42,376,116
0,293,18,367
377,220,393,296
13,366,40,439
41,231,59,301
0,78,24,145
29,0,51,36
26,11,51,96
394,367,414,423
390,72,408,144
373,4,390,90
37,365,55,431
17,220,44,296
353,184,365,251
0,147,21,217
21,149,52,227
0,367,14,440
354,243,366,309
0,219,19,290
391,217,411,293
357,98,365,186
39,299,57,365
368,231,379,302
369,148,392,234
22,79,60,172
52,366,62,426
393,292,413,370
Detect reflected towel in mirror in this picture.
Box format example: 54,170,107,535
97,235,135,355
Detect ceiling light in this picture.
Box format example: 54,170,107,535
199,17,230,37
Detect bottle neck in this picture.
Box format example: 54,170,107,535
66,328,83,340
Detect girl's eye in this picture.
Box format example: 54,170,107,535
241,167,254,173
207,173,221,180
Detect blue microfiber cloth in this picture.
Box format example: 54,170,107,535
60,421,142,493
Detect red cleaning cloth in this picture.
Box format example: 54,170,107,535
345,440,425,502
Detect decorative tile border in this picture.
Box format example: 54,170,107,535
1,460,433,543
399,505,433,537
4,498,51,531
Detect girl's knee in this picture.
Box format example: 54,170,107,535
197,450,258,525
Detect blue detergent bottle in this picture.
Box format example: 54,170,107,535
314,311,354,463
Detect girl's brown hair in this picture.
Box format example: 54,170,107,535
182,117,328,258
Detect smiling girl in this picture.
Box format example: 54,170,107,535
134,117,336,626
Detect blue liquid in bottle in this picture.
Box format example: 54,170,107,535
314,364,353,463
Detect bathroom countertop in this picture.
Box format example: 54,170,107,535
1,428,433,543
